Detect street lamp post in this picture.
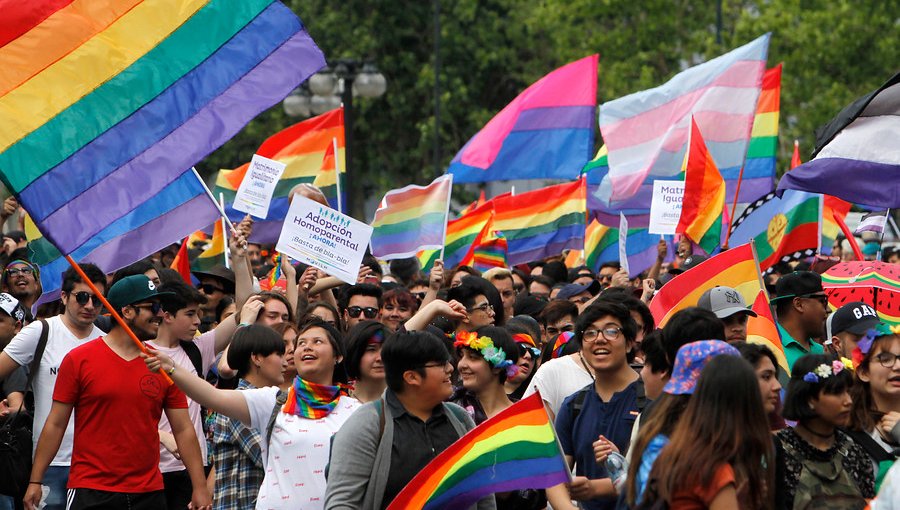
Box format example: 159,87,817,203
283,59,386,219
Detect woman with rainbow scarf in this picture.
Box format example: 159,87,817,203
144,318,360,510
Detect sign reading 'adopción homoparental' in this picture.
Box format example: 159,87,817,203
276,196,373,285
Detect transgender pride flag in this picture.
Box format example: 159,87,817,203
597,34,770,206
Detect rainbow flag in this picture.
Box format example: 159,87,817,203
586,65,781,227
448,55,597,183
170,238,193,285
0,1,324,301
492,179,586,266
583,219,666,277
416,200,494,272
746,290,789,374
214,107,344,242
370,175,453,260
677,118,727,254
192,219,226,272
472,229,508,272
313,139,343,211
386,392,569,510
458,191,486,217
597,35,769,206
649,242,761,327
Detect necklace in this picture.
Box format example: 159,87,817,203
799,422,835,440
578,352,595,381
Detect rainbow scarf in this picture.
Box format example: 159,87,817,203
282,377,347,419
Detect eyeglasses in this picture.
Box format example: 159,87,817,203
546,323,575,336
582,325,623,343
347,306,378,319
800,294,830,307
874,352,900,368
6,267,34,278
598,274,613,282
467,302,494,314
197,283,225,294
131,302,163,314
72,291,102,307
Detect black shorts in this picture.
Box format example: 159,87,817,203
66,488,166,510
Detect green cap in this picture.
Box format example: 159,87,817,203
107,275,173,312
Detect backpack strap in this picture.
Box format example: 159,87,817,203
179,340,205,379
377,398,386,439
845,429,896,463
634,377,647,414
265,390,288,446
569,383,594,423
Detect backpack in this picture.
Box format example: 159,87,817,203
781,439,868,510
179,340,204,379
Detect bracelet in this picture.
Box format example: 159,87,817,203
166,365,176,375
28,481,41,485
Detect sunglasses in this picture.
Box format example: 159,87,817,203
347,306,378,319
412,291,427,301
132,302,163,314
72,291,102,307
197,283,225,294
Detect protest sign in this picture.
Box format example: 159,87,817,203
618,212,630,276
648,180,685,235
233,154,286,219
276,195,373,285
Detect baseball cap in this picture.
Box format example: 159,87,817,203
107,275,174,312
663,340,741,395
827,301,880,338
0,293,26,322
697,286,758,319
556,280,601,300
771,271,826,302
681,254,708,271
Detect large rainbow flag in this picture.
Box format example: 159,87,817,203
492,179,586,266
677,118,727,254
650,242,761,327
213,107,344,242
448,55,597,183
597,34,769,207
386,392,569,510
1,1,325,300
370,175,453,260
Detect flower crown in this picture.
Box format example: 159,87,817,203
803,360,846,383
851,324,900,368
454,331,517,377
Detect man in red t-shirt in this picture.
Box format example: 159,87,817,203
24,275,212,510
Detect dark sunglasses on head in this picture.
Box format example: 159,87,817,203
131,302,163,314
347,306,378,319
197,283,225,294
72,291,102,307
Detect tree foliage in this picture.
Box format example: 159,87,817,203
198,0,898,218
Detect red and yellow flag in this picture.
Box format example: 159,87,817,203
746,290,789,374
677,118,726,254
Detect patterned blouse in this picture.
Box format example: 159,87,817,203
210,379,265,510
774,427,875,510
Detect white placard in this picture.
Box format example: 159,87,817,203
233,154,287,219
648,180,685,235
275,196,373,285
618,212,630,276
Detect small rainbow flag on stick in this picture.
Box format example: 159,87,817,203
677,117,727,254
370,175,453,260
386,392,570,510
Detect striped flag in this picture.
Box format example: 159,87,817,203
313,139,343,212
170,237,193,285
472,229,508,272
370,175,453,260
214,107,345,242
0,1,325,301
676,118,727,254
448,55,597,182
584,219,664,277
192,206,227,272
597,34,769,206
746,290,789,374
491,179,586,266
729,191,822,271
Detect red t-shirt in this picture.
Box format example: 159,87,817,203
670,463,736,509
53,338,187,492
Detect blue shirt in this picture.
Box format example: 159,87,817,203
555,380,642,510
636,434,669,503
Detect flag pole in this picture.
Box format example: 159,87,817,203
333,137,343,214
219,193,231,270
63,254,174,385
833,211,864,261
191,168,238,237
439,174,453,262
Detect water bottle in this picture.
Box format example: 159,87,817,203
606,451,628,493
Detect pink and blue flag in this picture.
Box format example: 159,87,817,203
448,55,597,183
596,34,769,207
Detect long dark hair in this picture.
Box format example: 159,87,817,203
647,355,773,509
624,393,690,505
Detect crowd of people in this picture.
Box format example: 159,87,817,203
0,191,898,510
